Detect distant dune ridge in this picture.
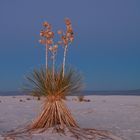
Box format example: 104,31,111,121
0,91,26,96
0,90,140,96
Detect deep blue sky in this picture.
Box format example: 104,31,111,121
0,0,140,91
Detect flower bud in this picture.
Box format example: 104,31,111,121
47,40,52,44
39,39,46,44
49,46,53,51
54,44,58,49
58,30,63,35
65,18,71,25
43,21,49,27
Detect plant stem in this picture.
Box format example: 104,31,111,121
52,53,55,80
46,43,48,72
62,45,67,78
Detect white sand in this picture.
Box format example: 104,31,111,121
0,95,140,140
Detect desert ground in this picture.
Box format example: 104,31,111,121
0,95,140,140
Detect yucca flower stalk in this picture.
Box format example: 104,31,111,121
58,18,74,78
49,44,58,80
39,22,54,71
63,45,67,77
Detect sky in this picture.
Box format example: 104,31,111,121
0,0,140,91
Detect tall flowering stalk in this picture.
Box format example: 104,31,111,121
49,44,58,79
58,18,74,77
39,22,54,71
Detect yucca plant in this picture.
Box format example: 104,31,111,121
25,68,115,140
5,18,120,140
25,67,82,132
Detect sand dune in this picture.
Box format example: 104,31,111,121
0,95,140,139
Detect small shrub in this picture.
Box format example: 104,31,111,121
37,96,40,100
26,98,31,100
78,95,85,102
19,99,25,102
